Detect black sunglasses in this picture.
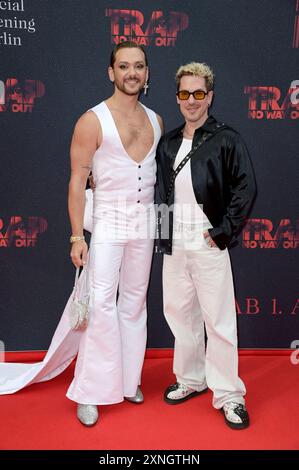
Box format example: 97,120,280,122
176,89,208,100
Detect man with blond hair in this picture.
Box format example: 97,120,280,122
156,62,256,429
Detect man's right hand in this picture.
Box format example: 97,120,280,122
70,240,88,268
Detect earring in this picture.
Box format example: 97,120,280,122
143,81,149,96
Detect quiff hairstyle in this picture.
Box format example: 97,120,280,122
175,62,214,91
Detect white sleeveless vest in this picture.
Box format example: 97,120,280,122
90,101,161,222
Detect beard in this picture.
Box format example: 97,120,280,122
114,77,144,96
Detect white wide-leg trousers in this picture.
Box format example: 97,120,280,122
163,226,246,409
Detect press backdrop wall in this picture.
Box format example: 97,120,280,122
1,0,298,351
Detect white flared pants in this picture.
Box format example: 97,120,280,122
67,233,154,405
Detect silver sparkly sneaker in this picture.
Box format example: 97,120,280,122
77,404,99,426
124,386,144,404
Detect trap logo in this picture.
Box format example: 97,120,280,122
244,81,299,119
0,216,48,248
105,9,189,47
0,78,45,113
242,219,299,249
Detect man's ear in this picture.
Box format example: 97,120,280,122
108,66,114,83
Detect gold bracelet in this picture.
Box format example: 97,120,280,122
70,235,85,243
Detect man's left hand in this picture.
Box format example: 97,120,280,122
203,231,217,248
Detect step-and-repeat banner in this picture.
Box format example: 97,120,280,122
0,0,298,350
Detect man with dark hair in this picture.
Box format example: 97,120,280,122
0,42,163,428
67,41,162,426
156,62,256,429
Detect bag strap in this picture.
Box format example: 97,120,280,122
72,257,89,301
165,123,226,203
72,267,81,301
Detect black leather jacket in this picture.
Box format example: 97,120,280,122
156,115,257,254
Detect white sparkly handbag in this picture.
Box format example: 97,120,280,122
70,265,90,331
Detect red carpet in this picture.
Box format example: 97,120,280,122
0,354,298,450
